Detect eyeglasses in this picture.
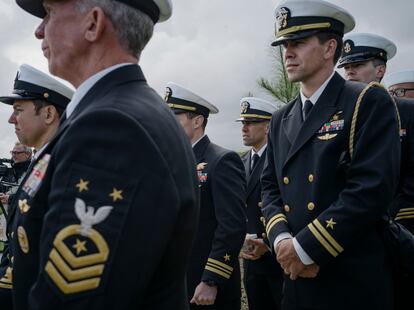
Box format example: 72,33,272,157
10,151,26,155
388,88,414,97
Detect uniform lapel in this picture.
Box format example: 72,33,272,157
246,153,265,197
282,98,303,145
241,151,251,179
283,73,345,167
193,135,210,163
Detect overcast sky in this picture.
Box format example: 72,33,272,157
0,0,412,158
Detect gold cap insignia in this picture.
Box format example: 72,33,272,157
275,7,290,32
241,101,250,114
344,41,352,54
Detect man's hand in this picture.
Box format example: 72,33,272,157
0,193,9,205
276,238,319,280
242,238,268,260
190,282,218,306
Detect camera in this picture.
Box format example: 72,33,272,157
0,158,17,193
0,158,13,177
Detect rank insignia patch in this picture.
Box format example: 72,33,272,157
22,153,51,198
45,198,112,295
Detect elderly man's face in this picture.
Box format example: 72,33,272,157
10,144,31,164
34,0,87,82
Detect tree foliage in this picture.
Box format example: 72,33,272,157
258,45,300,105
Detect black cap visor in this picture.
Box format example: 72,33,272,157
0,94,37,105
271,29,322,46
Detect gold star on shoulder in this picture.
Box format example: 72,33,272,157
326,218,337,230
76,179,89,192
72,239,87,255
109,188,123,202
224,254,231,261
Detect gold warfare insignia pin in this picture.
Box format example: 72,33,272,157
17,226,30,254
241,101,250,114
275,7,290,32
44,198,113,295
164,87,172,102
317,133,338,141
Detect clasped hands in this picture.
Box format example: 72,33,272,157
275,238,319,280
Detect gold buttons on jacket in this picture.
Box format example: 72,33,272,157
308,174,314,182
283,177,290,185
17,226,29,254
284,204,290,212
258,201,263,208
307,202,315,211
260,217,266,226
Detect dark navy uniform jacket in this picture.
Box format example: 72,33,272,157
0,65,199,310
262,72,400,310
241,150,282,277
390,97,414,233
187,135,246,307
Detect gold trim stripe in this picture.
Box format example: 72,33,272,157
307,223,338,257
266,214,287,235
205,266,231,279
49,249,105,282
396,210,414,216
395,215,414,221
240,114,272,120
45,262,101,294
205,262,232,276
167,103,196,112
0,277,11,284
0,282,12,289
313,219,344,253
207,258,233,272
277,22,331,38
398,207,414,212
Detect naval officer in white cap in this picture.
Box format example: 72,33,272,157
236,97,284,310
384,70,414,99
11,0,200,309
166,82,246,309
0,63,73,308
338,32,396,83
338,34,414,310
0,64,73,151
261,0,400,309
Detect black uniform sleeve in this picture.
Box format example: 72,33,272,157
201,152,246,286
261,115,290,247
27,109,191,308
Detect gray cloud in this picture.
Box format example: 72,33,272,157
0,0,412,157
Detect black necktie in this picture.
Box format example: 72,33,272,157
303,100,313,121
251,153,260,173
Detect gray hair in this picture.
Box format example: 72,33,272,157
76,0,154,57
14,142,32,154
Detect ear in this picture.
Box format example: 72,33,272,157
193,115,205,129
84,7,106,42
43,105,58,125
324,38,338,61
375,64,386,80
264,122,270,135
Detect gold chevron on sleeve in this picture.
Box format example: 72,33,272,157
395,208,414,221
308,219,344,257
45,224,109,295
205,258,233,279
0,266,13,289
266,214,287,236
